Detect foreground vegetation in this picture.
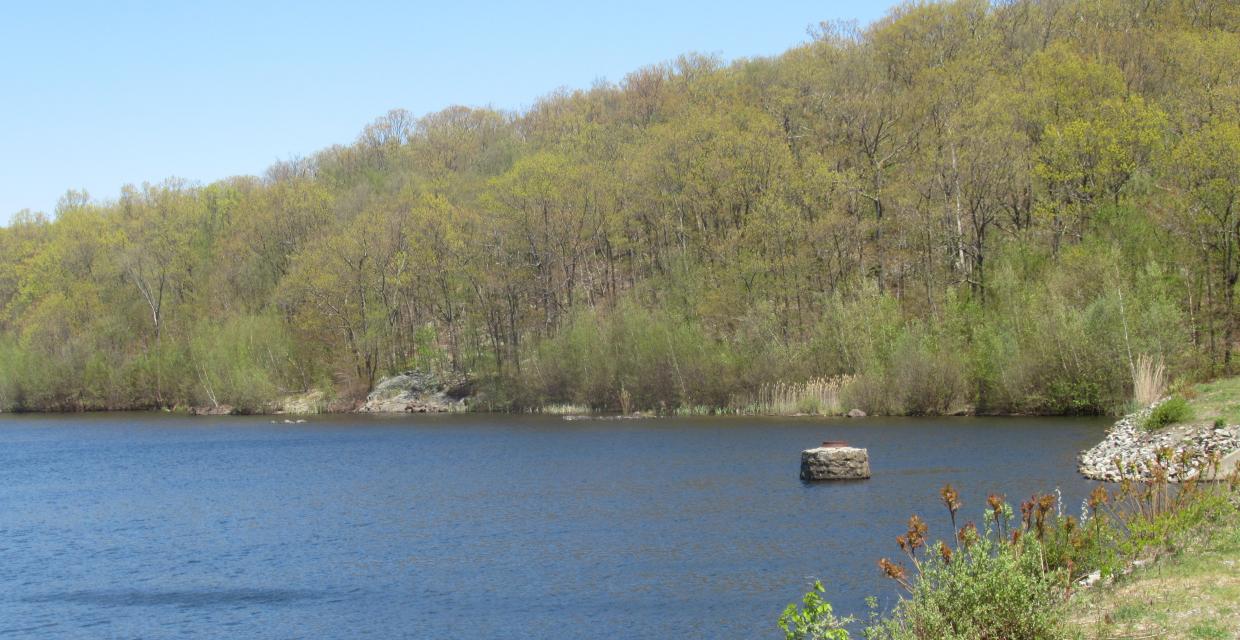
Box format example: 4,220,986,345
780,458,1240,639
1070,517,1240,639
2,0,1239,413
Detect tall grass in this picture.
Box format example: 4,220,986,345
731,376,851,416
1132,353,1167,407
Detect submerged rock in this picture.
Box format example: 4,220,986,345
358,370,472,414
800,445,871,481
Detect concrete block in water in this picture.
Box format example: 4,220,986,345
800,446,871,481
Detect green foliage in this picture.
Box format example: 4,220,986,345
778,581,852,640
517,301,739,411
1143,396,1193,430
0,0,1235,412
188,315,298,413
867,534,1068,640
0,337,20,411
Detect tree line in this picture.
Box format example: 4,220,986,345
1,0,1238,414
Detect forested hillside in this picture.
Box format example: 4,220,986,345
2,0,1238,414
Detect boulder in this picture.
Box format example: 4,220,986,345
358,370,472,413
846,408,867,418
800,446,871,481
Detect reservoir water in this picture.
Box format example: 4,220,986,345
0,413,1106,638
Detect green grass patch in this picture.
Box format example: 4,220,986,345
1069,492,1240,639
1187,376,1240,426
1188,621,1232,639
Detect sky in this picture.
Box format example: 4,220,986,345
0,1,894,223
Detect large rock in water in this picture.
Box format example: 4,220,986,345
800,446,871,481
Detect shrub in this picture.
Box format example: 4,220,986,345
864,495,1079,640
888,328,965,415
778,581,853,640
867,532,1068,640
518,301,740,412
841,372,899,416
1142,395,1192,430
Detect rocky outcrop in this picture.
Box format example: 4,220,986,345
800,446,871,481
357,371,473,414
1078,401,1239,482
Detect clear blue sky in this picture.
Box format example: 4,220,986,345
0,1,894,222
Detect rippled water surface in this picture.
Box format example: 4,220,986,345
0,413,1106,638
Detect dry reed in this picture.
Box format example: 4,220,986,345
1132,354,1167,407
732,376,852,416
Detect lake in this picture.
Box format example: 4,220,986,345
0,413,1106,639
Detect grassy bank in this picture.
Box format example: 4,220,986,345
1064,377,1240,638
1069,508,1240,639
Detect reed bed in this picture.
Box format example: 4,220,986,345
731,376,852,416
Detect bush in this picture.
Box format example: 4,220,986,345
778,581,853,640
867,532,1068,640
1142,395,1192,430
888,328,966,415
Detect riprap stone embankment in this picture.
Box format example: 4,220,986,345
1078,401,1238,482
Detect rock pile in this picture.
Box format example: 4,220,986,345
1078,400,1239,482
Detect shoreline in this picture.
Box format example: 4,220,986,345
1079,396,1240,482
0,405,1120,418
